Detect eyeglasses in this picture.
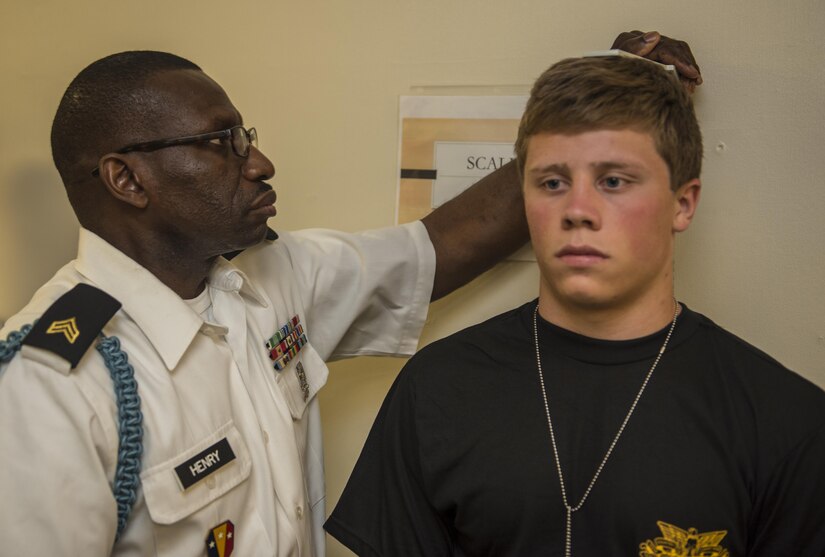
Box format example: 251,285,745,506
91,125,257,176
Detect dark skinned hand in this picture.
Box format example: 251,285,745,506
612,30,703,94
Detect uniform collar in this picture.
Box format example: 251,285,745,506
208,256,269,307
74,229,268,371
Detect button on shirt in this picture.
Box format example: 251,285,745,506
0,223,435,557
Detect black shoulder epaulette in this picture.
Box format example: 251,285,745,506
223,226,279,261
23,284,121,369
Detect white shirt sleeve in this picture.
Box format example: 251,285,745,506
0,352,119,555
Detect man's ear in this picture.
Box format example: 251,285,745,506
672,178,701,233
96,154,149,209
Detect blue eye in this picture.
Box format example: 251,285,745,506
604,176,623,188
543,178,563,190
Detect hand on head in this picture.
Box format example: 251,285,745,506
612,30,703,94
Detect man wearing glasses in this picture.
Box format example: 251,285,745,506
0,33,700,556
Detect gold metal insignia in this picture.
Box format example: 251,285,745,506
46,317,80,344
639,521,729,557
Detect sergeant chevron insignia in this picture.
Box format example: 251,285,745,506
22,284,122,368
46,317,80,344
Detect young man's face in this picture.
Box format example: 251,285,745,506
523,129,699,320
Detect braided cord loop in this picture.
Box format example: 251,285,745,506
0,324,34,363
96,334,143,542
3,322,142,544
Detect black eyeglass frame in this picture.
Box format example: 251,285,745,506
91,125,257,176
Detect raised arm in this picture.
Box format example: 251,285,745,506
422,160,525,301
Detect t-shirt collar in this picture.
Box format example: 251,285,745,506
531,300,699,366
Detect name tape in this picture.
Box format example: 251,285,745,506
174,437,236,490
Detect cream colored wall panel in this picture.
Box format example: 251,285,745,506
1,2,823,556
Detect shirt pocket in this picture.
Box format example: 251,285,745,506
140,420,252,524
275,343,328,421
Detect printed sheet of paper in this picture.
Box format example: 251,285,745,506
396,96,533,260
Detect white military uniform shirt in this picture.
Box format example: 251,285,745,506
0,223,435,556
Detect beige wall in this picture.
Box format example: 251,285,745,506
1,1,823,555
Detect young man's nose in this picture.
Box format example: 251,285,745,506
562,182,601,230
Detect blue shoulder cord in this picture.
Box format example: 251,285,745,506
1,324,143,543
97,334,144,541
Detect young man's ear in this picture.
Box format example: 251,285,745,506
672,179,701,233
96,154,149,209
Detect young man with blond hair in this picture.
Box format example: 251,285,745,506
326,55,825,556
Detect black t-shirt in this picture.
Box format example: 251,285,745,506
326,301,825,556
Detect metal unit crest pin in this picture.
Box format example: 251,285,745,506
296,362,309,401
206,520,234,557
265,314,308,373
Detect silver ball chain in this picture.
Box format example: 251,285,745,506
532,301,679,557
